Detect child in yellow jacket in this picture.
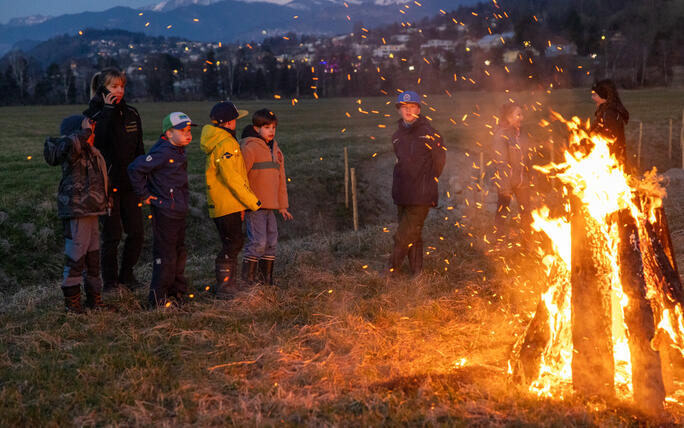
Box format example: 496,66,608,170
200,101,261,298
240,109,292,285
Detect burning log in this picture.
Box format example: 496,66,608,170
570,197,614,398
617,209,665,413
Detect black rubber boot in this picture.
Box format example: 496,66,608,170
62,285,84,314
215,259,237,299
241,260,259,285
259,259,275,286
408,242,423,277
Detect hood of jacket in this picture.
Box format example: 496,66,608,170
201,124,236,154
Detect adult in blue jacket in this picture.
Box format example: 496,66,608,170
389,91,446,276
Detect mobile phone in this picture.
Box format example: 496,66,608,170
100,86,111,97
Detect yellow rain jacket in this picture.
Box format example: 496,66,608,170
200,124,261,217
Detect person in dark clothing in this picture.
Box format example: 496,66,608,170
590,79,631,171
388,91,446,277
44,115,110,313
84,68,145,291
128,112,197,308
491,102,533,233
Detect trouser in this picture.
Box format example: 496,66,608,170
495,185,532,230
389,205,430,274
63,216,101,292
149,207,187,305
244,209,278,262
100,189,143,284
213,212,244,266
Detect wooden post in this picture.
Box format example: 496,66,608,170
344,147,349,209
617,209,665,414
351,167,358,231
570,196,615,398
669,118,673,162
637,121,643,172
681,109,684,169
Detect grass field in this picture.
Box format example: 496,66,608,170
2,88,684,426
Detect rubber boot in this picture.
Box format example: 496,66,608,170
215,259,237,299
408,242,423,277
259,259,275,286
84,282,106,310
241,259,259,285
62,285,84,314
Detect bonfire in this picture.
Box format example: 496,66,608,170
509,112,684,415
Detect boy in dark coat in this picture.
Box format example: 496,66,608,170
128,112,196,308
389,91,446,276
44,115,110,313
590,79,630,171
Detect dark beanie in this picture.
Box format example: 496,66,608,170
592,80,612,100
60,115,85,136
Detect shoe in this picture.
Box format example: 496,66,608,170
62,285,84,314
84,283,109,310
241,259,259,285
259,259,274,286
215,259,238,299
120,275,144,291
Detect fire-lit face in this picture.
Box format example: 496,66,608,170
398,103,421,123
105,78,125,104
166,126,193,147
506,106,524,129
256,123,276,141
591,91,606,105
82,117,96,145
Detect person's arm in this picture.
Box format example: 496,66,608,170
276,149,292,219
430,131,446,178
134,110,145,156
127,148,165,202
217,141,261,211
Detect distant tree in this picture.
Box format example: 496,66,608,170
202,50,219,98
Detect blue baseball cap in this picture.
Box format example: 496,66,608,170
396,91,421,107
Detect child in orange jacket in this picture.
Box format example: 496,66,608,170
240,109,292,285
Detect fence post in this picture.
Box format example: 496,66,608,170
638,121,643,172
344,147,349,209
351,167,358,231
669,118,673,162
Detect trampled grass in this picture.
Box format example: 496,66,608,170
1,89,684,425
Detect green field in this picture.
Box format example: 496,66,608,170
1,89,684,425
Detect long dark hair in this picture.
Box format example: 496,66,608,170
592,79,629,124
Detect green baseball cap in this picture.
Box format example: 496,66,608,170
162,111,198,133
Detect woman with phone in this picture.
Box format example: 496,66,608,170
83,68,145,291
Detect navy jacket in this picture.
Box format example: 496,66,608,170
128,137,189,219
391,116,446,207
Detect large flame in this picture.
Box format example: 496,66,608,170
516,111,684,401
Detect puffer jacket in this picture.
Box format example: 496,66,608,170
127,136,189,219
491,125,532,195
200,124,261,218
44,130,109,219
86,97,144,192
241,129,288,210
391,116,446,207
590,102,630,167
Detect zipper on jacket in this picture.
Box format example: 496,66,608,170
170,188,175,210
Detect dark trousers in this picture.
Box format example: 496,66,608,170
213,213,244,265
100,190,143,285
149,207,187,305
389,205,430,275
62,216,101,291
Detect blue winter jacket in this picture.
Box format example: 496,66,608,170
128,136,189,218
391,116,446,207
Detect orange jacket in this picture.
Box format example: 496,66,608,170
241,136,289,210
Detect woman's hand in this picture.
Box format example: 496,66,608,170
103,92,117,105
143,195,158,205
279,209,293,221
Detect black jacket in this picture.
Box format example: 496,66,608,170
590,102,629,166
391,116,446,207
128,137,189,219
86,96,144,192
44,131,109,219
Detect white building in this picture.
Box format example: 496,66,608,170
372,44,406,57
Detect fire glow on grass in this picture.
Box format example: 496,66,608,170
513,111,684,402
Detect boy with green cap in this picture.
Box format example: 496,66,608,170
128,112,197,308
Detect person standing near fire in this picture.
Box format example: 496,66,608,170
590,79,630,171
388,91,446,277
491,102,533,235
83,68,145,292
